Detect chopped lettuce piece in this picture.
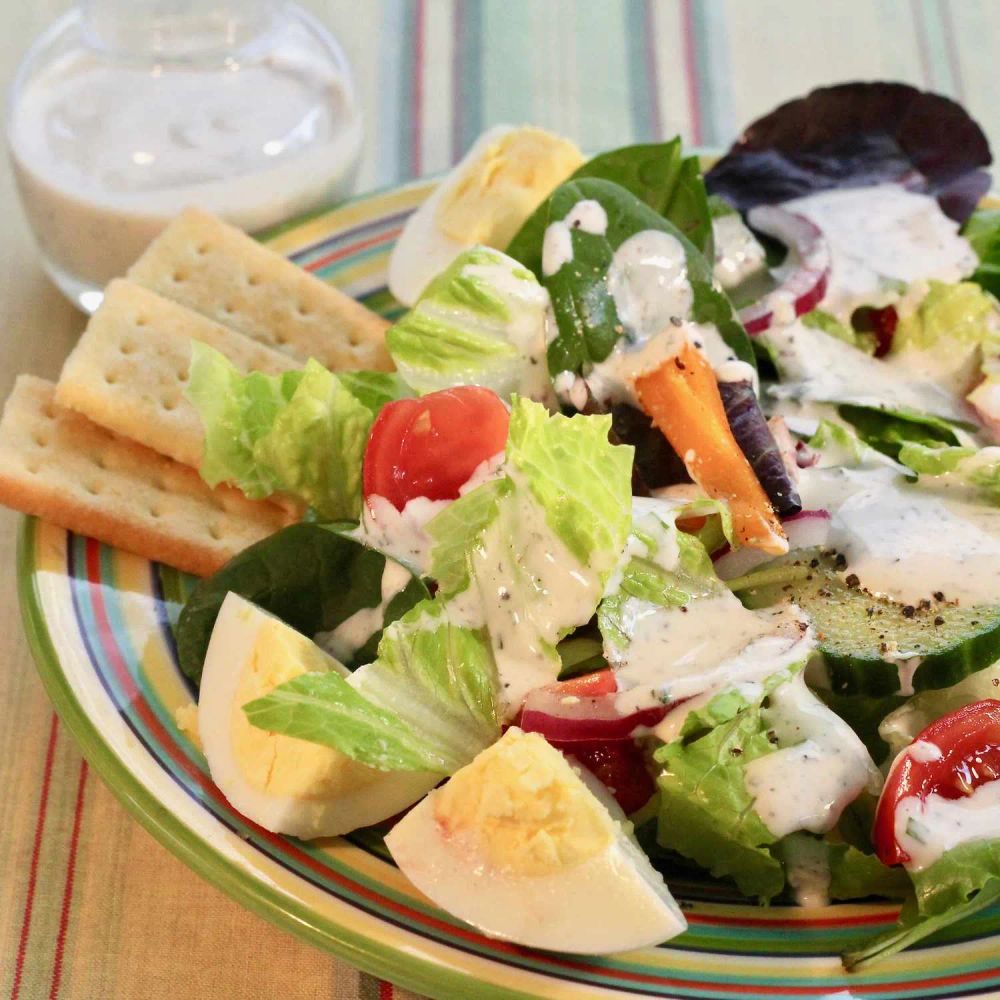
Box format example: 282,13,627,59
802,309,876,354
386,247,553,402
654,674,796,901
245,598,501,774
963,208,1000,298
898,442,1000,503
807,418,897,469
893,280,998,353
777,833,908,903
837,403,962,462
845,840,1000,970
187,344,410,519
505,398,634,578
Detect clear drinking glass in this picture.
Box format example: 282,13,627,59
7,0,362,311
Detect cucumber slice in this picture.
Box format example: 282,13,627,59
738,551,1000,696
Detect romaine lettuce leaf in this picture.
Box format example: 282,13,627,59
844,839,1000,970
245,598,501,774
963,208,1000,298
386,247,553,402
898,442,1000,503
801,308,876,354
837,403,962,462
893,280,998,353
505,398,633,577
186,344,411,518
654,677,793,901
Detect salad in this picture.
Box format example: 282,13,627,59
175,82,1000,966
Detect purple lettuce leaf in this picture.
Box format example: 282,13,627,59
705,82,991,223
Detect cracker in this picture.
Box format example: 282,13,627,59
55,279,297,470
127,207,393,372
0,377,295,576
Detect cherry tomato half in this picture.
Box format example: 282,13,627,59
362,386,510,510
873,698,1000,866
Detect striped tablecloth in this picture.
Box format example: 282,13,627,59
2,2,998,999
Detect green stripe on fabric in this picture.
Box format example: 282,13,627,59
692,0,734,146
452,0,484,162
572,0,630,151
481,0,537,124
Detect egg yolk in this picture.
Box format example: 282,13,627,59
432,729,616,876
436,128,583,248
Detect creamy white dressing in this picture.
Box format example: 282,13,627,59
782,185,977,321
782,835,832,908
552,370,589,411
743,673,880,839
712,212,767,290
895,780,1000,872
316,560,413,662
606,230,693,343
763,319,971,424
798,465,1000,606
540,199,609,277
909,739,944,763
356,495,449,576
450,480,603,718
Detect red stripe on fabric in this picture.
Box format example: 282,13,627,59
688,908,895,929
642,0,663,139
910,0,933,88
679,0,703,146
78,539,1000,997
410,0,427,177
10,714,60,1000
48,761,88,1000
303,227,402,274
379,981,393,1000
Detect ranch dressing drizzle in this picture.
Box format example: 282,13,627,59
743,673,881,839
712,212,767,290
895,780,1000,872
316,560,413,662
541,199,608,277
797,465,1000,606
781,185,978,321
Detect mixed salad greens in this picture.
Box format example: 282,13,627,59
176,81,1000,965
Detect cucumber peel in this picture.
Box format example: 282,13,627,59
736,551,1000,696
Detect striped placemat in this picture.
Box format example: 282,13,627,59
3,2,997,999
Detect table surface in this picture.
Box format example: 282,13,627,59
1,2,998,998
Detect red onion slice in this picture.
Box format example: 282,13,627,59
738,206,832,335
714,508,831,580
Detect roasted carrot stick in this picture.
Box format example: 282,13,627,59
635,343,788,555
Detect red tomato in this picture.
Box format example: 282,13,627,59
363,387,510,510
873,699,1000,866
570,741,656,816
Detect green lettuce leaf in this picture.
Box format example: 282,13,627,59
898,442,1000,503
186,344,411,518
807,418,895,469
654,678,793,901
505,398,633,576
245,598,501,774
777,833,908,903
801,308,876,354
176,522,428,685
506,139,712,272
963,208,1000,298
893,280,998,353
386,247,553,402
837,403,962,462
844,839,1000,970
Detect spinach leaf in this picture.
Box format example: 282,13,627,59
963,208,1000,299
837,403,962,461
535,178,753,375
176,523,429,686
506,140,712,274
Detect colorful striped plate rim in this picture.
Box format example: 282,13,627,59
17,179,1000,999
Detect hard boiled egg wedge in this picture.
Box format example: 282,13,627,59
388,125,583,306
385,727,686,953
198,592,438,839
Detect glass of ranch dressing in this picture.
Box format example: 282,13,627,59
7,0,362,311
